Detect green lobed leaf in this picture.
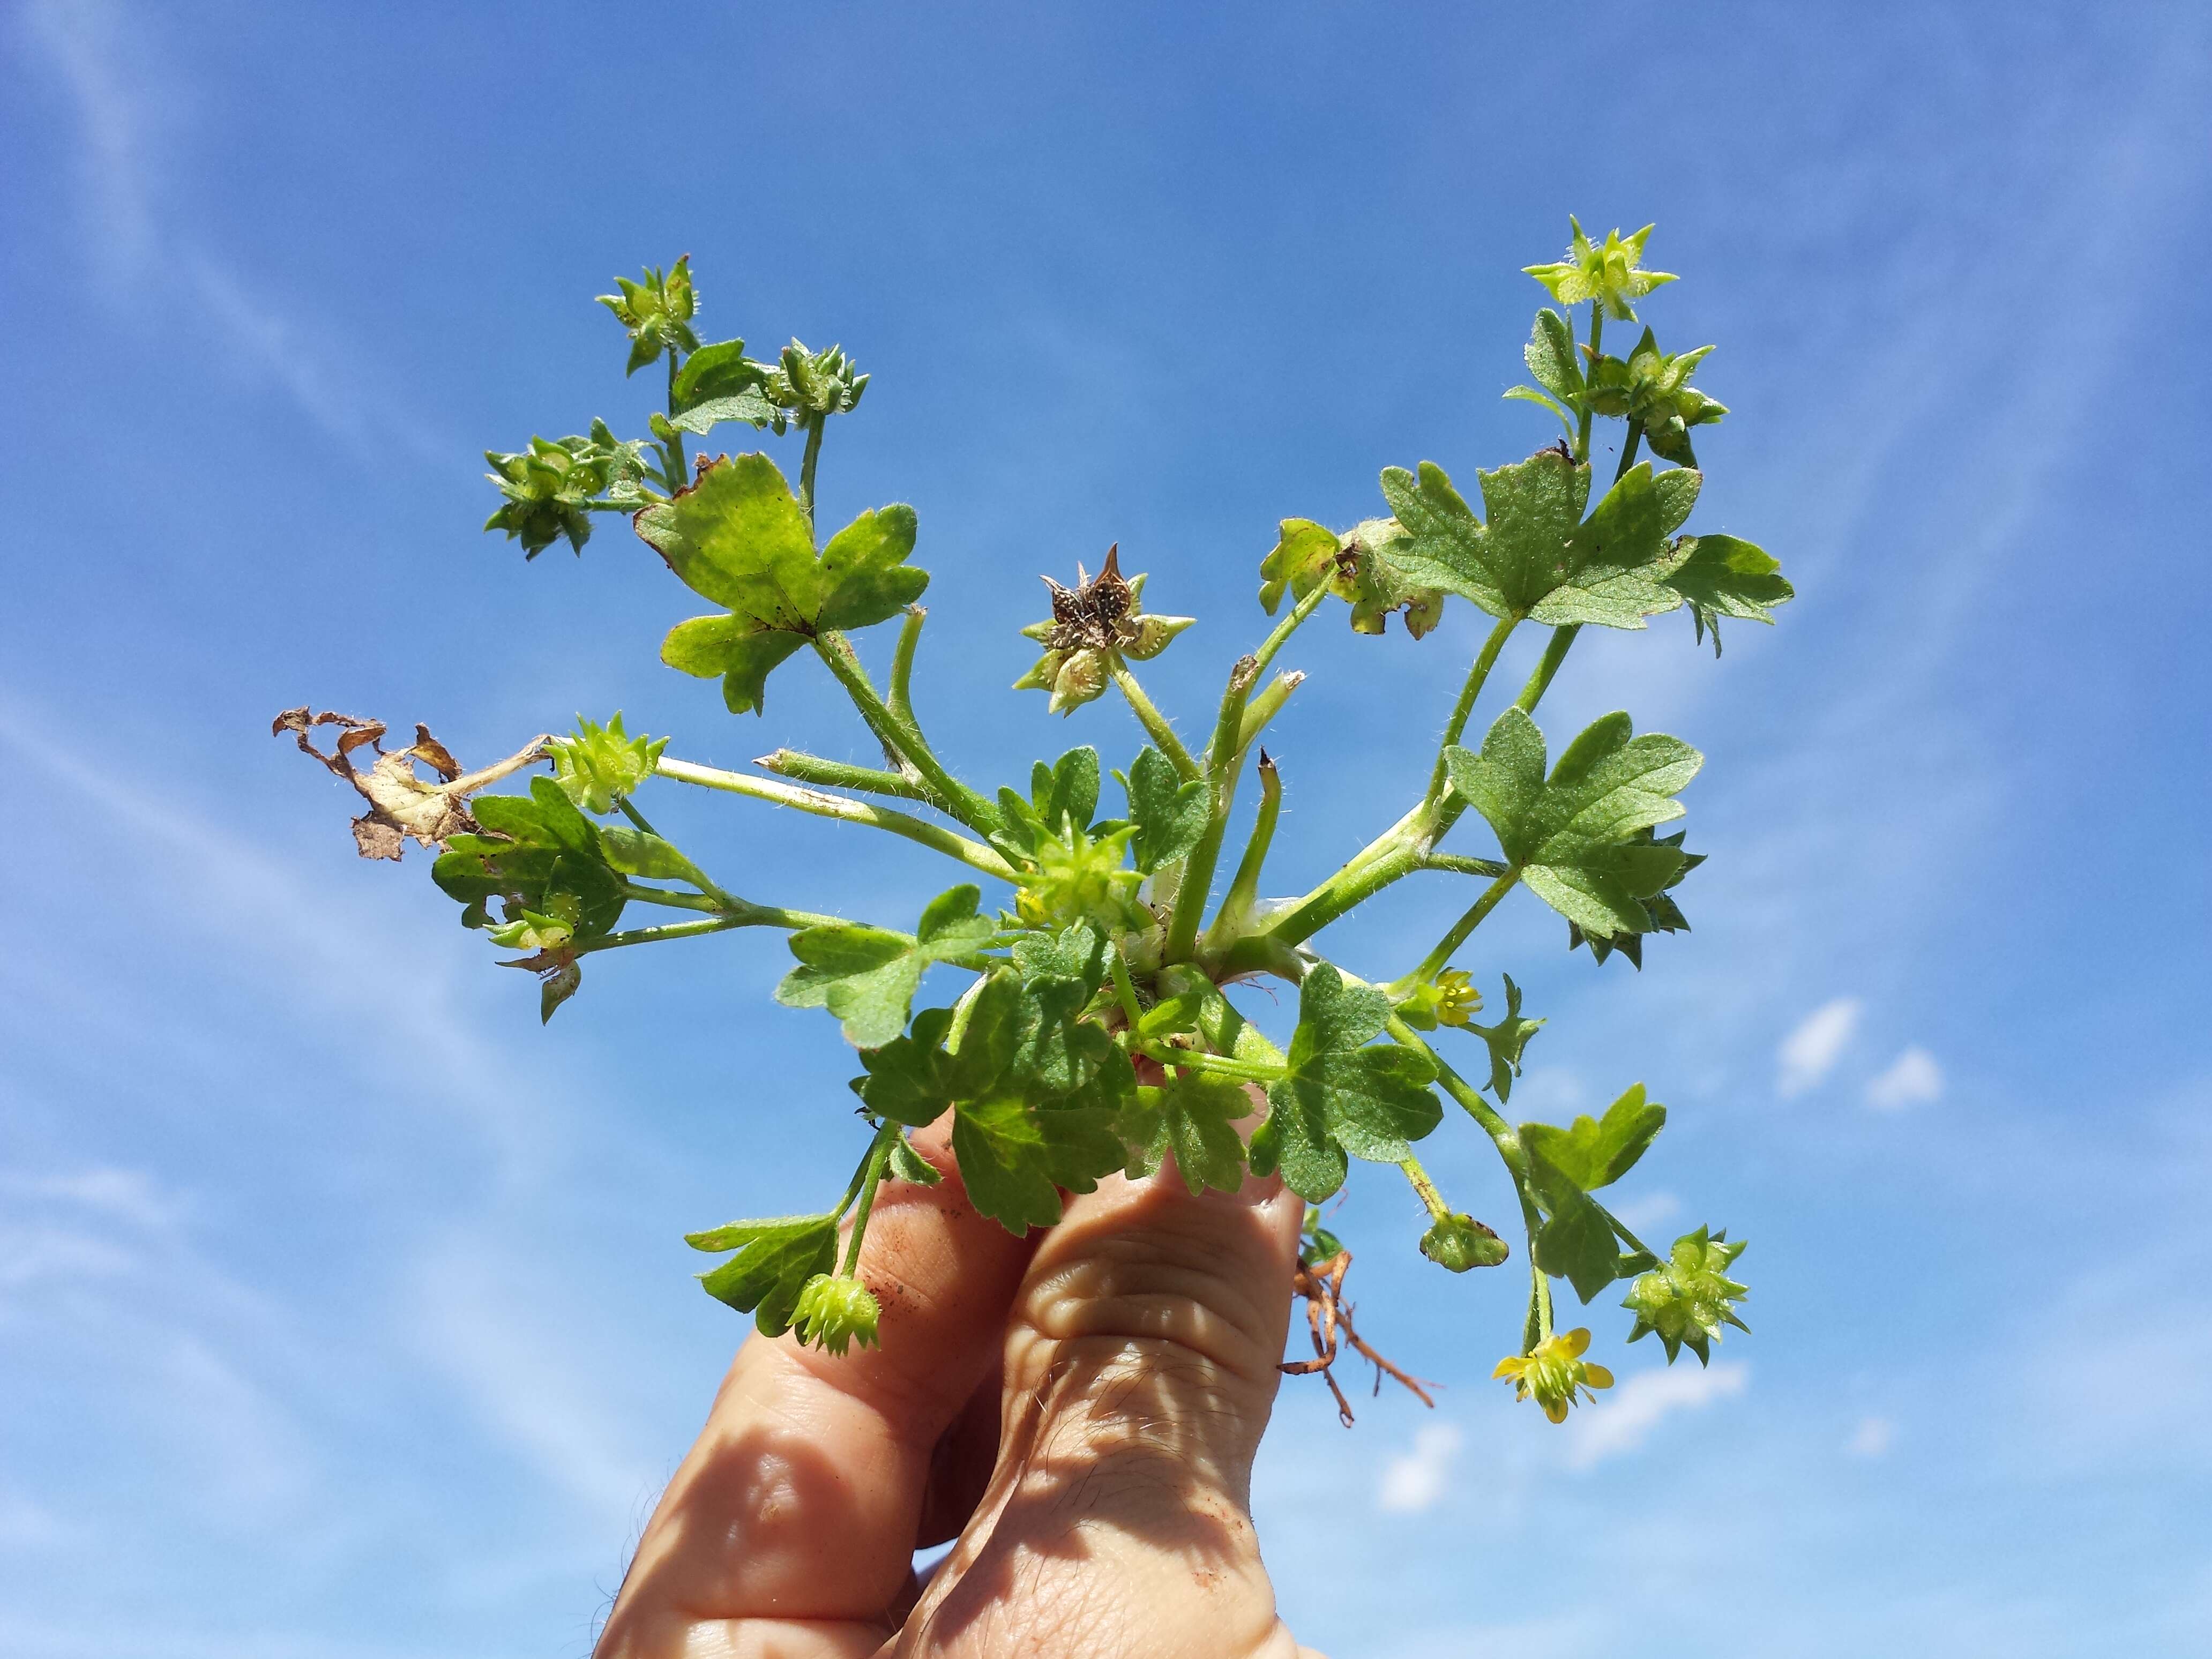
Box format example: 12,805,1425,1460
685,1212,841,1336
1520,1083,1667,1193
642,454,928,714
1379,450,1702,630
1030,746,1102,836
776,884,996,1049
1264,964,1442,1201
1123,1071,1249,1196
1466,973,1543,1102
1663,533,1793,655
951,1092,1126,1234
1445,707,1702,940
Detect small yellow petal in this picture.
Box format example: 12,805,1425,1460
1561,1326,1591,1358
1583,1364,1614,1389
1492,1357,1525,1380
1544,1397,1570,1424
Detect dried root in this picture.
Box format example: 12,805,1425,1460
1281,1247,1437,1426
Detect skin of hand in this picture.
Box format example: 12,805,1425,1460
594,1115,1325,1659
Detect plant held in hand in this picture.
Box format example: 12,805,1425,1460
283,222,1789,1417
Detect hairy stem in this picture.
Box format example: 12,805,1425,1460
1404,872,1519,986
812,634,999,832
1416,852,1509,879
1109,659,1200,781
1399,1154,1450,1221
1168,584,1332,963
1204,752,1281,954
1108,947,1145,1027
574,916,744,953
1142,1047,1282,1085
755,748,930,802
1514,624,1580,715
888,607,926,730
839,1125,898,1277
1573,303,1603,464
1421,611,1519,814
656,755,1015,880
1232,669,1305,757
798,418,825,526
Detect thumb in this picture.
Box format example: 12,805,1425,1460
895,1161,1310,1659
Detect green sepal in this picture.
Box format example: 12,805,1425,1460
548,713,667,814
1622,1227,1751,1363
888,1136,944,1186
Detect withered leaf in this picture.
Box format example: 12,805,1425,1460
275,707,549,862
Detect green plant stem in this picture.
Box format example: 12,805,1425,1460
615,796,661,836
655,755,1016,880
798,418,825,526
1387,1018,1552,1347
1204,753,1281,954
839,1124,898,1276
1232,670,1304,756
1416,853,1510,878
1421,611,1519,814
888,607,926,730
1167,584,1332,963
1614,418,1644,483
1108,947,1145,1027
662,352,686,485
811,634,999,832
616,880,719,914
1404,872,1518,985
574,916,743,953
1108,659,1200,781
1573,303,1604,464
1399,1154,1450,1221
1514,624,1580,715
754,748,930,802
1141,1046,1281,1085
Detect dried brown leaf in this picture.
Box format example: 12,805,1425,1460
275,706,550,861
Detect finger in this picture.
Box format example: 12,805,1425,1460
596,1121,1036,1659
896,1159,1309,1659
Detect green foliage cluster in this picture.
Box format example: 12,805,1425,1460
289,221,1786,1416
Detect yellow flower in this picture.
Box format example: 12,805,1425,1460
1432,969,1482,1027
1493,1326,1615,1423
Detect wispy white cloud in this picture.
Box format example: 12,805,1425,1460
1565,1361,1748,1469
1777,998,1861,1098
1865,1046,1942,1111
1845,1415,1896,1459
1376,1421,1464,1514
16,0,438,464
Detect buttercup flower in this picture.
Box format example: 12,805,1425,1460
1494,1326,1614,1422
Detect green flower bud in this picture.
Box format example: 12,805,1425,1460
1420,1212,1509,1272
549,713,667,815
596,256,702,376
767,340,868,420
482,423,654,559
790,1273,881,1357
1523,218,1677,322
1494,1326,1613,1423
486,908,572,951
1621,1227,1749,1364
1014,821,1145,930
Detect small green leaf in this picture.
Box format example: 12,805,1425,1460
888,1136,944,1186
1031,746,1102,836
776,885,993,1049
1124,746,1208,872
1664,534,1793,655
1525,308,1584,401
686,1212,840,1336
1532,1189,1622,1304
1520,1083,1667,1193
1466,974,1543,1102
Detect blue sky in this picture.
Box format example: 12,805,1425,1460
3,3,2209,1655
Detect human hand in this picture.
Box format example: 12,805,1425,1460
594,1117,1322,1658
